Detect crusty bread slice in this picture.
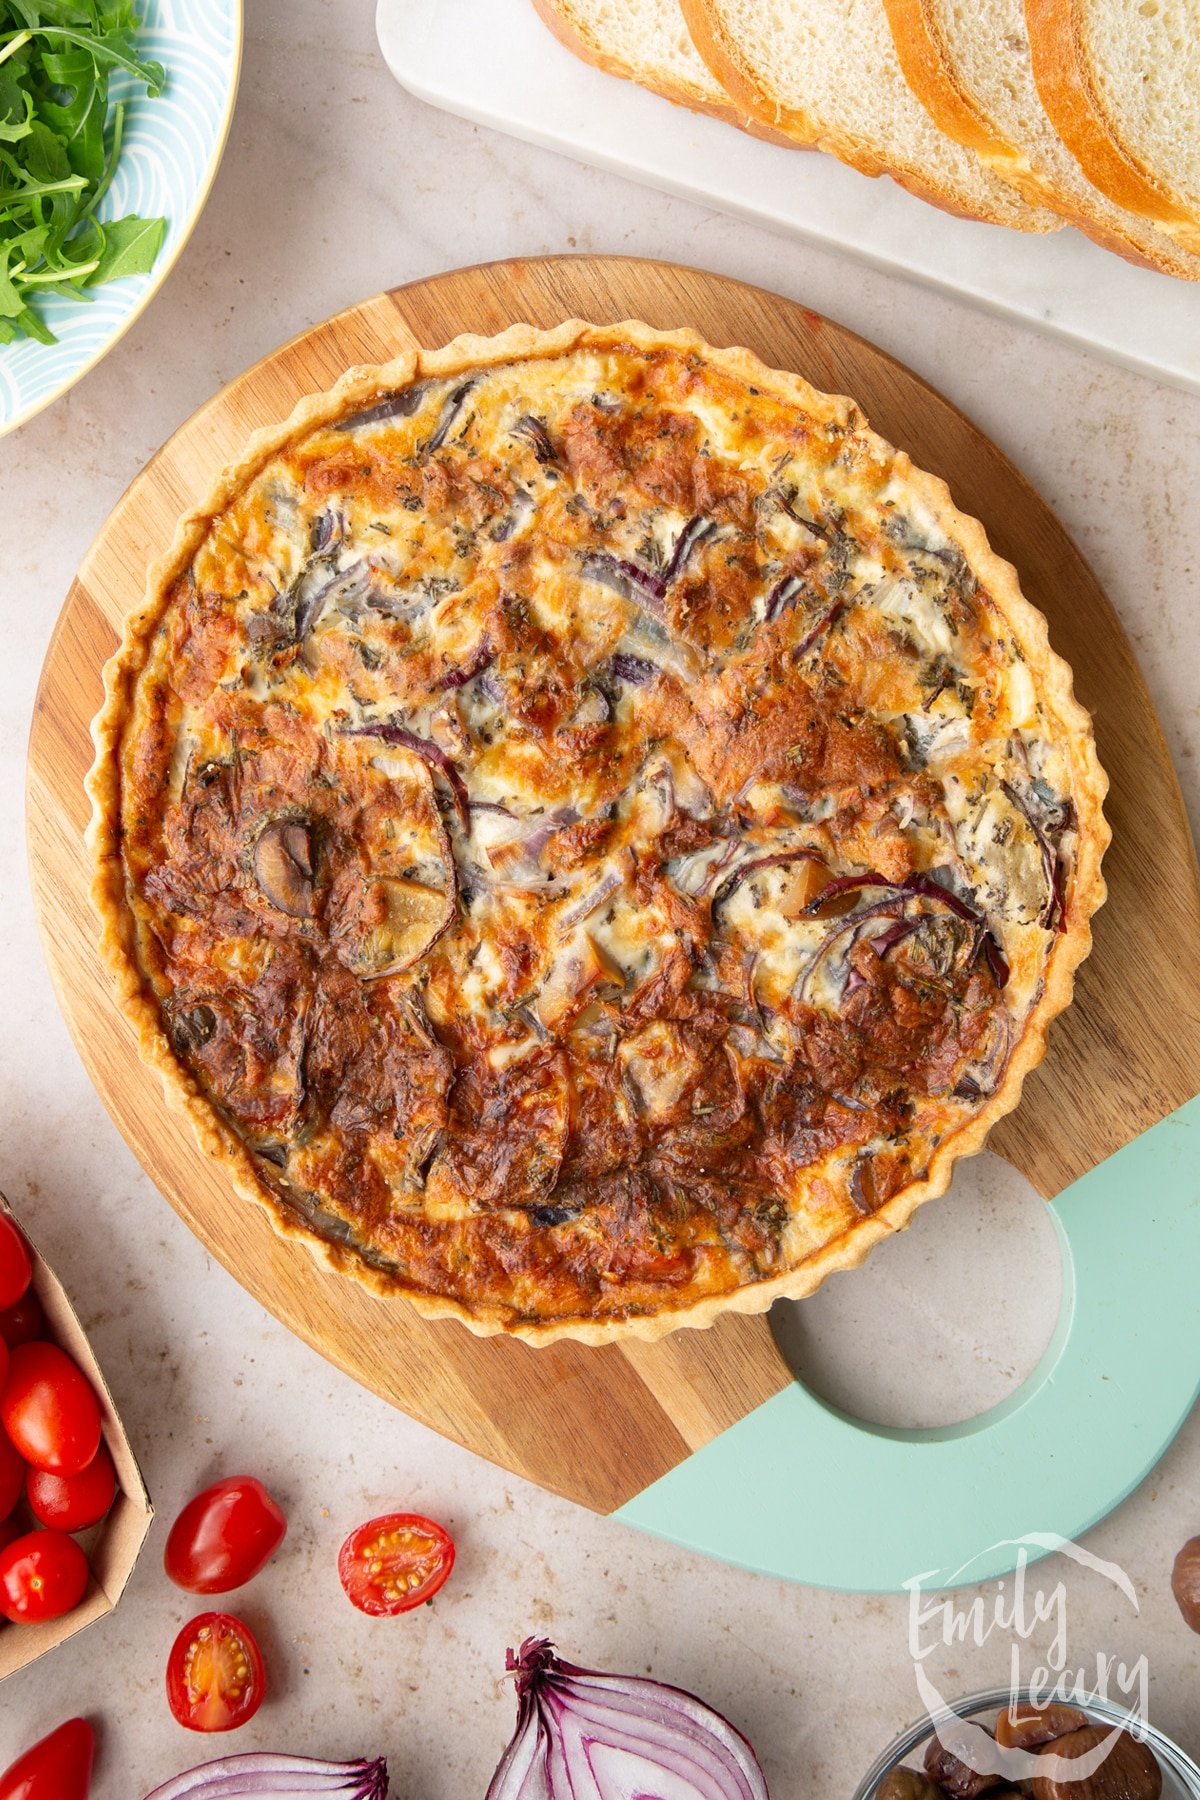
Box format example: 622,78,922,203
530,0,790,140
1026,0,1200,257
678,0,1058,230
884,0,1200,279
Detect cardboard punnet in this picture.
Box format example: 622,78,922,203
0,1193,153,1681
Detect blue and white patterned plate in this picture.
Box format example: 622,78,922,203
0,0,243,438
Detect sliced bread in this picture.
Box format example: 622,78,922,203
1026,0,1200,257
883,0,1200,278
529,0,789,139
678,0,1059,230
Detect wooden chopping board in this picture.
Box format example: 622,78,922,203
27,256,1200,1518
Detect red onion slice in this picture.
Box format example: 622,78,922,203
338,387,427,431
794,594,848,657
436,638,494,690
663,514,717,583
870,917,923,959
983,932,1011,988
797,874,1012,1002
484,806,581,884
801,871,896,912
712,848,827,912
426,378,478,452
796,897,908,1003
142,1751,388,1798
1000,778,1065,930
899,868,983,923
954,1005,1013,1100
580,551,667,611
764,574,804,622
609,651,660,686
580,520,713,618
342,722,470,829
486,1639,769,1800
556,868,623,936
511,415,558,467
309,508,345,554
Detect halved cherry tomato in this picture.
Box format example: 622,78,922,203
337,1512,455,1616
165,1475,286,1594
1,1342,101,1476
0,1218,32,1313
166,1611,266,1732
0,1291,45,1350
0,1427,23,1519
27,1441,116,1532
0,1528,89,1623
0,1717,94,1800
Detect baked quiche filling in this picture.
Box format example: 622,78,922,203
94,326,1105,1337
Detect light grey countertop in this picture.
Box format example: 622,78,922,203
1,2,1198,1794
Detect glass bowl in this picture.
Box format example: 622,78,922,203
852,1688,1200,1798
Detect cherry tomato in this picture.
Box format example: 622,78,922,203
0,1218,32,1313
0,1427,23,1519
0,1717,94,1800
0,1337,7,1400
1,1342,101,1476
0,1518,21,1553
337,1512,455,1616
166,1611,266,1732
0,1528,89,1623
0,1292,45,1350
165,1475,287,1594
26,1441,116,1532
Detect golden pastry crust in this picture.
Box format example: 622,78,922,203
88,320,1108,1344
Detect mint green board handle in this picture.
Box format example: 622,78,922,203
616,1096,1200,1591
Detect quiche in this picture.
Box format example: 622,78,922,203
88,320,1107,1343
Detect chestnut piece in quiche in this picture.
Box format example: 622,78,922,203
88,321,1107,1342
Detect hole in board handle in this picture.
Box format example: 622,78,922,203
769,1153,1067,1433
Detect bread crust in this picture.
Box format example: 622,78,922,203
88,318,1108,1346
678,0,1057,229
529,0,795,146
886,0,1200,278
1025,0,1200,255
883,0,1015,171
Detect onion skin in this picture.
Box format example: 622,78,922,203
486,1636,770,1800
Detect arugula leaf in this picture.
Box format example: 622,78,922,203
88,209,161,281
0,0,167,344
38,46,108,182
27,25,164,94
0,85,33,143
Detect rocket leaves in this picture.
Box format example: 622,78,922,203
0,0,166,344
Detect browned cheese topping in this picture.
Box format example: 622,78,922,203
116,342,1083,1327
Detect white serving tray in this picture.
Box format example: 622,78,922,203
376,0,1200,395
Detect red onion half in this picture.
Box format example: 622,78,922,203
486,1638,770,1800
143,1752,387,1798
